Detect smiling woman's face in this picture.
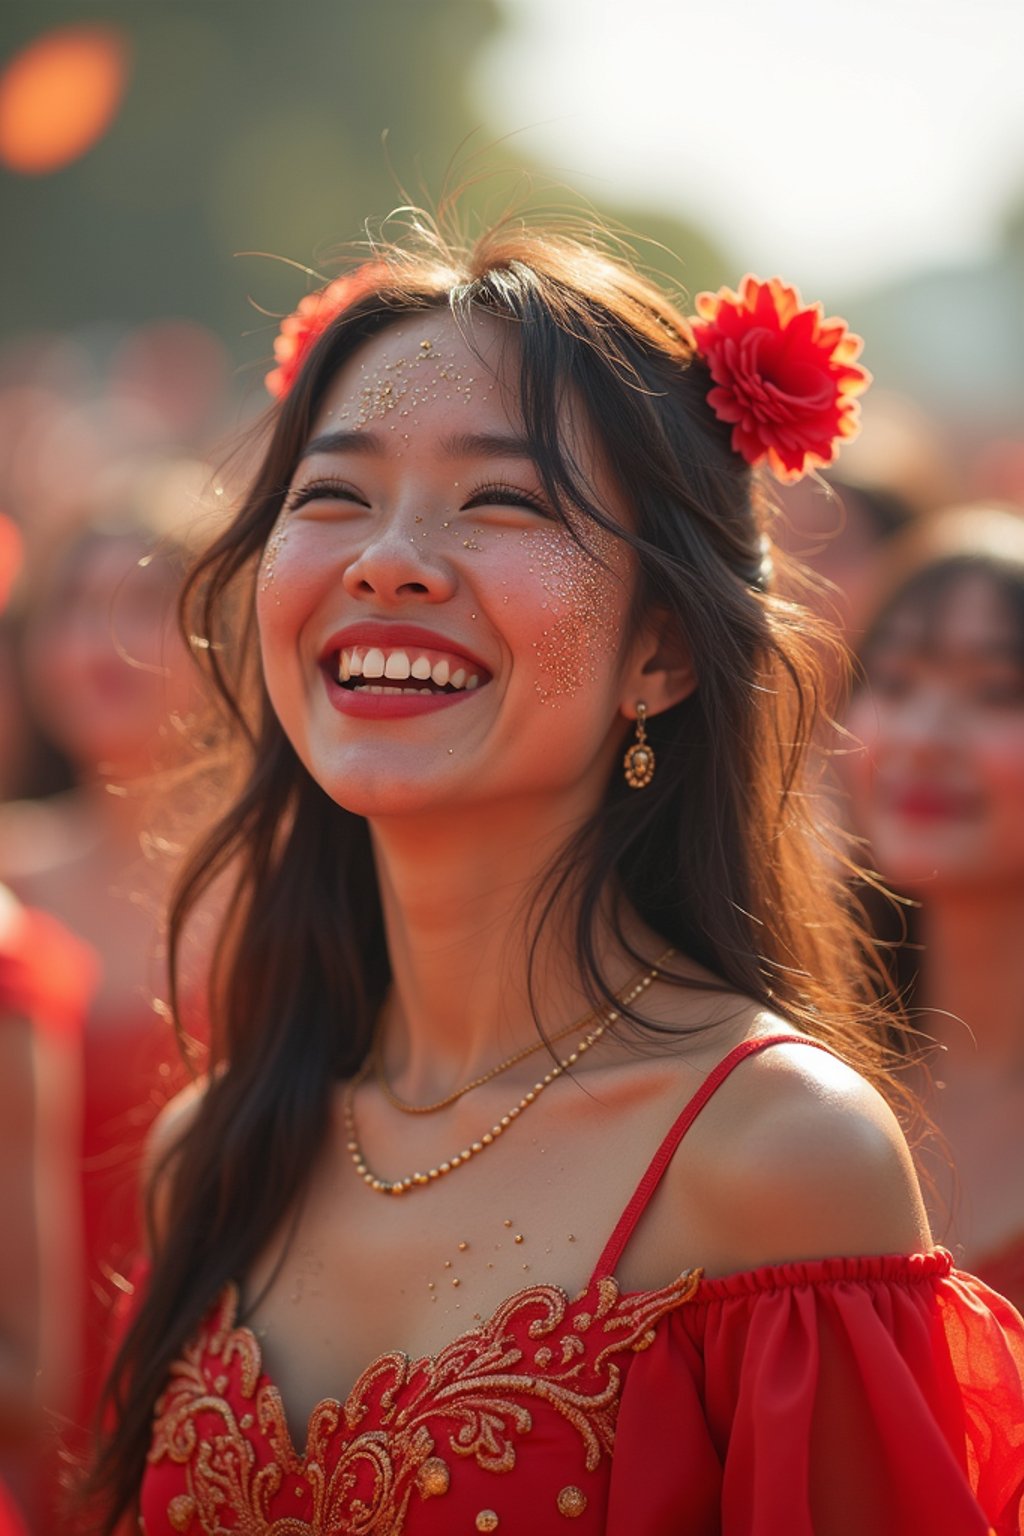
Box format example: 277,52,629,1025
256,308,640,820
844,571,1024,893
26,534,194,774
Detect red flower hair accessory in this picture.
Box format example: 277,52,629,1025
265,262,389,401
689,275,870,483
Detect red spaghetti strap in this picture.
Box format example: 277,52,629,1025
592,1033,838,1279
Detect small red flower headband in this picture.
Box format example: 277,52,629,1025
264,263,389,401
267,267,869,483
689,275,870,483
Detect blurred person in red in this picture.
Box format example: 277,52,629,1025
844,504,1024,1308
0,469,212,1444
0,511,96,1533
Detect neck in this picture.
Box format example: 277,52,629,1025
918,887,1024,1071
369,794,646,1101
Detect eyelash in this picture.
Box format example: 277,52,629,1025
284,477,365,512
464,481,552,517
283,477,552,517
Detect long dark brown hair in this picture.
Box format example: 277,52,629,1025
83,215,907,1529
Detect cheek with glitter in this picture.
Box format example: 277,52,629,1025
522,525,625,705
260,514,291,595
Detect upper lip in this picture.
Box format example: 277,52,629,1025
319,621,492,674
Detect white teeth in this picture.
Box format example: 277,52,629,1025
338,646,486,693
384,651,411,680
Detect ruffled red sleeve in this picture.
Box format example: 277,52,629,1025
610,1249,1024,1535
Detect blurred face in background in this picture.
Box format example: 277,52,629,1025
24,533,194,776
844,570,1024,894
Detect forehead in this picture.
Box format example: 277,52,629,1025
311,308,516,436
875,570,1023,655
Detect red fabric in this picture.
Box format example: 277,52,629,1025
0,903,97,1037
0,902,94,1534
77,1008,205,1434
613,1252,1024,1535
134,1253,1024,1536
0,1481,27,1536
130,1036,1024,1535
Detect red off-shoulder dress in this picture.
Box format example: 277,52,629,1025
136,1036,1024,1535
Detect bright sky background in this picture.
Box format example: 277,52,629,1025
475,0,1024,297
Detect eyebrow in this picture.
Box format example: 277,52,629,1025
441,431,536,461
297,428,537,464
871,634,1024,663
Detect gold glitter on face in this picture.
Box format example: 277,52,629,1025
521,522,625,706
332,328,493,441
259,515,291,595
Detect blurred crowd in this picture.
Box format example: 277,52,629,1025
0,316,1023,1533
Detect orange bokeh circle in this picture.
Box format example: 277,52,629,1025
0,25,128,175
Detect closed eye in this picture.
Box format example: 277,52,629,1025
463,481,554,517
284,477,370,512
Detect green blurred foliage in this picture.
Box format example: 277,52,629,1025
0,0,729,380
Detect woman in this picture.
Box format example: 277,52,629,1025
845,504,1024,1310
0,483,208,1435
0,512,95,1534
87,229,1023,1534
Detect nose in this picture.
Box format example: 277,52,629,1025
341,514,457,607
884,684,960,756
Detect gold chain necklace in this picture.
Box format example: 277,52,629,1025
344,950,672,1196
373,957,659,1114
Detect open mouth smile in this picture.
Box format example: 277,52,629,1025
337,644,483,694
320,627,493,718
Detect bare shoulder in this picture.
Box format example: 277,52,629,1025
668,1019,932,1274
147,1077,206,1166
144,1077,208,1250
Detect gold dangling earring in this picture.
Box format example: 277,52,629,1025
623,701,655,789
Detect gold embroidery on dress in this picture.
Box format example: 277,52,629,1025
147,1270,701,1535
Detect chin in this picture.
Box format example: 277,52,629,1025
304,752,461,821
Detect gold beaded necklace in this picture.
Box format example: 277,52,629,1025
373,957,658,1114
343,951,672,1196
